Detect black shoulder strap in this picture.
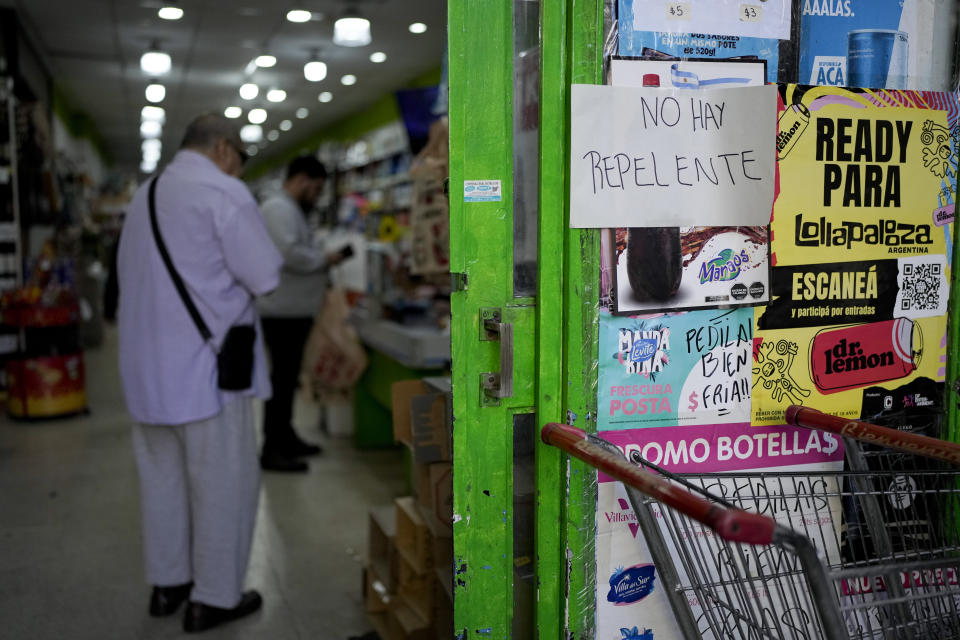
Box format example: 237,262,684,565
148,176,213,342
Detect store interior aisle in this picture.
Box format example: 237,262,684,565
0,328,404,639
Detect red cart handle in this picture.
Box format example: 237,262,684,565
785,405,960,465
541,423,776,545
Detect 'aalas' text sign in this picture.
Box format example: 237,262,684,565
569,84,776,228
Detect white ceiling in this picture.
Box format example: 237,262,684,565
3,0,446,173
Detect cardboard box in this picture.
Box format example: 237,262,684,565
369,507,398,590
409,392,450,463
387,602,431,640
391,380,427,447
397,545,434,623
364,565,393,614
395,496,432,573
433,575,453,640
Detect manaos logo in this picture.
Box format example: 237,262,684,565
617,327,670,376
698,248,750,284
607,564,657,606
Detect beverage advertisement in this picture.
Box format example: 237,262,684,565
798,0,955,90
751,83,956,425
612,226,770,313
598,308,754,430
595,423,844,640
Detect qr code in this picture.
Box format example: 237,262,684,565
901,263,942,311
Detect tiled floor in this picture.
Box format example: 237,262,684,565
0,327,405,639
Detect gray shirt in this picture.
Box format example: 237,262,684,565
256,190,329,318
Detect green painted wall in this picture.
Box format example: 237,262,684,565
52,85,112,165
244,66,442,180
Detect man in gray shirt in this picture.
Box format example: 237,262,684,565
257,155,348,472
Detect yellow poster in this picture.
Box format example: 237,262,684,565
772,84,955,266
752,85,956,426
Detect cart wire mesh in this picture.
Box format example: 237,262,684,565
541,407,960,640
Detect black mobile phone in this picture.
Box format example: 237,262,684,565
338,245,355,259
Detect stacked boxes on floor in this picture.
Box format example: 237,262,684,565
364,377,453,639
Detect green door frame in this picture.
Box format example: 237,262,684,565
449,0,606,637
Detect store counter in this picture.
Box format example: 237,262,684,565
352,315,450,448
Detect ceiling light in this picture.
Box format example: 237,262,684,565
279,119,292,131
286,9,312,23
340,74,356,86
142,139,162,153
145,83,165,103
143,147,161,163
140,159,158,173
267,130,279,141
239,83,259,100
240,124,263,143
296,107,309,119
304,60,327,82
140,45,171,76
158,6,183,20
140,120,162,138
255,55,277,68
141,105,166,122
408,22,427,34
369,51,387,63
248,108,267,124
266,88,287,102
318,91,333,103
224,106,242,119
333,15,371,47
246,146,258,157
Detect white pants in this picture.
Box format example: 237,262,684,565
131,397,259,608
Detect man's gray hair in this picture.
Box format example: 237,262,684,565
180,113,243,151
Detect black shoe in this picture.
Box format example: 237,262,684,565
260,450,309,473
183,590,263,633
149,582,193,617
285,435,322,458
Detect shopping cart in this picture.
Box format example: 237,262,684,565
541,405,960,640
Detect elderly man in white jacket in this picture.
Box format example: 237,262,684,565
256,155,349,472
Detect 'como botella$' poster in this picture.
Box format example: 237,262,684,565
751,84,956,425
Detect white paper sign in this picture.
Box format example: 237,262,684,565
636,0,791,41
570,84,776,228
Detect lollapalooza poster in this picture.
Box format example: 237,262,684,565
752,84,956,425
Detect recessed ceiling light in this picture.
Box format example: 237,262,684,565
255,55,277,68
286,9,311,23
239,83,259,100
340,74,356,86
141,105,166,122
246,145,259,156
333,15,371,47
304,60,327,82
143,147,161,162
279,119,292,131
140,159,158,173
140,120,162,138
408,22,427,34
240,124,263,142
248,108,267,124
266,89,287,103
224,106,242,119
142,139,162,154
369,51,387,63
267,130,279,141
140,49,171,75
318,91,333,103
158,6,183,20
145,83,165,103
296,107,309,119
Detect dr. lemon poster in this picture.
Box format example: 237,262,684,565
752,84,957,425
